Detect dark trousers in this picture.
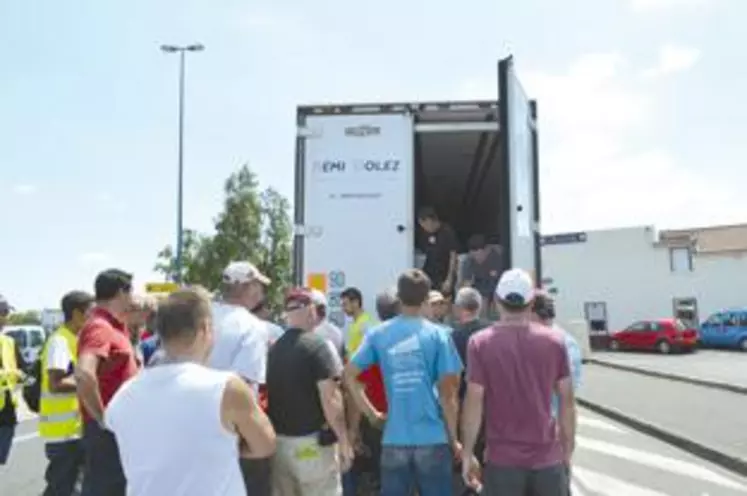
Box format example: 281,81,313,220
482,463,568,496
44,439,84,496
343,418,383,495
240,457,272,496
80,421,126,496
0,424,15,465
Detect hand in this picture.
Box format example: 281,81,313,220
451,440,463,461
338,440,355,473
348,428,365,455
461,452,482,490
367,410,386,430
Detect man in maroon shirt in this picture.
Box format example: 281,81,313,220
75,269,139,496
460,268,575,496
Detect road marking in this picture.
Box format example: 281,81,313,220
573,466,672,496
578,415,628,434
577,436,747,491
569,480,587,496
13,432,39,443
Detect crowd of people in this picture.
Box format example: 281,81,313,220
0,254,582,496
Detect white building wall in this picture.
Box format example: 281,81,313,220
542,226,747,331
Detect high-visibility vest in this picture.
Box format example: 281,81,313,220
0,335,19,410
38,326,81,442
346,312,375,356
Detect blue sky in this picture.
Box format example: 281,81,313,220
2,0,744,310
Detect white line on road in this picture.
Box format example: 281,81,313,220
578,415,628,434
573,466,672,496
569,480,587,496
13,432,39,444
576,436,747,491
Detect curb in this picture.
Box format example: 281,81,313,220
577,397,747,477
586,358,747,396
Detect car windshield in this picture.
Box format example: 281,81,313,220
5,330,27,348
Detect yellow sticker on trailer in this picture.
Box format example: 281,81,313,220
307,273,327,293
145,282,179,294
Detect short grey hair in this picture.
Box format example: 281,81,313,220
454,287,482,313
375,288,400,321
156,286,213,343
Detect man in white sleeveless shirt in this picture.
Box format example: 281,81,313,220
105,286,277,496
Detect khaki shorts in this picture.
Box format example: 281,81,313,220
271,433,341,496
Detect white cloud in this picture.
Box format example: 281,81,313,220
628,0,707,13
641,44,701,79
13,184,37,195
457,52,742,232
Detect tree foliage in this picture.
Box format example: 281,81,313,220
154,164,293,309
7,310,41,326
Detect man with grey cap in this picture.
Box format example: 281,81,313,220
210,261,272,496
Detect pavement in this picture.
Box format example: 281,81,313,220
578,363,747,475
589,349,747,390
3,407,747,496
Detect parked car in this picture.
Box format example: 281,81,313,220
608,319,698,354
699,308,747,351
2,325,46,368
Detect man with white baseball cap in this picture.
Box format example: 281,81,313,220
460,268,575,495
310,289,344,356
210,261,272,496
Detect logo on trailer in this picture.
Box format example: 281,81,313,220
312,160,347,174
344,125,381,137
355,159,400,173
328,271,346,289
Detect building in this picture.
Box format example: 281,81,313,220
542,223,747,339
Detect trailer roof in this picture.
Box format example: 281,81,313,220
297,100,499,122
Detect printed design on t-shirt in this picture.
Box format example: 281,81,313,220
386,335,426,395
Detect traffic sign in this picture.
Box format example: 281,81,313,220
145,282,179,294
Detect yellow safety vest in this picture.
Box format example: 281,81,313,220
38,326,81,442
347,312,375,356
0,335,19,410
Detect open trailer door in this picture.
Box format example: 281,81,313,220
499,55,542,283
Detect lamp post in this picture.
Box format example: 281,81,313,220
160,43,204,284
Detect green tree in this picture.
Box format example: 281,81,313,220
154,164,293,309
7,310,41,325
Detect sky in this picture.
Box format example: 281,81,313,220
2,0,745,310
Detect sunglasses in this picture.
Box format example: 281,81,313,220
284,301,310,312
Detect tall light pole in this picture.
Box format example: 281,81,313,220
160,43,204,284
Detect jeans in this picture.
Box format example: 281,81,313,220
44,439,84,496
80,421,126,496
482,463,569,496
0,424,15,464
240,457,272,496
380,444,453,496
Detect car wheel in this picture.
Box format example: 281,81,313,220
657,340,671,354
609,339,621,351
739,338,747,352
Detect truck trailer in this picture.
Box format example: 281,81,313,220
292,56,541,325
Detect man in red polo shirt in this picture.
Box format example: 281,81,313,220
75,269,139,496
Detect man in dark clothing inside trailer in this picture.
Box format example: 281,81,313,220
417,206,460,297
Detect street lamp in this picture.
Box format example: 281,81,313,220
160,43,204,284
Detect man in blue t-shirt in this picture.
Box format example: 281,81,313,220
343,269,463,496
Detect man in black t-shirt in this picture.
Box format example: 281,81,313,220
417,206,460,296
266,288,353,495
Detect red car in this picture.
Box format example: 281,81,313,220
608,318,698,354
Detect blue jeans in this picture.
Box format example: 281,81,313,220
0,425,15,465
380,444,453,496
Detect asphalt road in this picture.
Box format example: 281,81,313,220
579,363,747,466
592,349,747,388
3,407,746,496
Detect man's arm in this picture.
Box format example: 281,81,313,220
436,333,464,450
222,375,276,459
46,337,76,393
341,335,382,426
74,324,110,425
231,322,268,391
556,376,576,463
461,382,484,457
555,339,576,463
75,353,105,424
317,378,348,446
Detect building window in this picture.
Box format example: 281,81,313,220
669,247,693,272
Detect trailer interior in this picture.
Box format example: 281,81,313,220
412,101,503,252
